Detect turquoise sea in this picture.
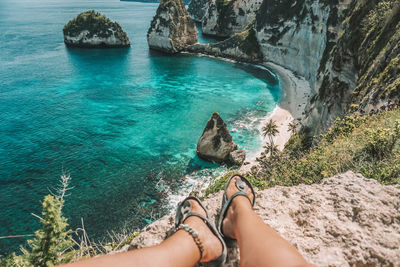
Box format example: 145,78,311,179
0,0,280,253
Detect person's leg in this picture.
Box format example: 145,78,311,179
62,200,222,267
222,176,313,267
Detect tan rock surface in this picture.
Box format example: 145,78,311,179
126,171,400,266
147,0,198,53
197,112,238,164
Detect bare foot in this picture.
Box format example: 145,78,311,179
183,200,223,262
221,176,254,239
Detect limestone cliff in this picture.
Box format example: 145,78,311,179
147,0,198,53
150,0,400,133
306,0,400,133
187,24,263,62
250,0,400,134
201,0,263,37
122,172,400,266
63,10,130,48
187,0,209,22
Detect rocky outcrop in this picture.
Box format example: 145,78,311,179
229,149,246,165
63,10,130,48
124,171,400,266
187,25,263,62
196,112,244,164
147,0,198,53
202,0,263,37
188,0,209,22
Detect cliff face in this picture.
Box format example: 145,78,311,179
187,24,263,62
151,0,400,133
201,0,263,37
188,0,209,22
63,10,130,48
124,172,400,266
304,1,400,133
250,0,400,134
147,0,198,53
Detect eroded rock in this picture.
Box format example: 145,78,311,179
229,149,246,166
125,171,400,266
188,0,209,22
147,0,198,53
63,10,130,48
202,0,263,37
196,112,238,163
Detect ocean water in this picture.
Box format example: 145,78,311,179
0,0,280,253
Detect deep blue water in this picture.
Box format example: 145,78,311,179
0,0,280,253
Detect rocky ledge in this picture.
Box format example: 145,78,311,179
197,112,246,165
122,171,400,266
63,10,130,48
147,0,198,53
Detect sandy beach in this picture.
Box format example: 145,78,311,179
240,62,313,172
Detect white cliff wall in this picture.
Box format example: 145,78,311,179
202,0,262,37
255,1,330,90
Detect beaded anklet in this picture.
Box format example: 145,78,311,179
176,223,204,260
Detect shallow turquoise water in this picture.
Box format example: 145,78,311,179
0,0,280,253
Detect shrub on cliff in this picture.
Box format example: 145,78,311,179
6,194,74,267
20,195,74,266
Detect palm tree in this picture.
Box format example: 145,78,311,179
263,119,279,145
263,142,279,158
288,121,298,135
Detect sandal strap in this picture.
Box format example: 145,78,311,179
174,196,227,265
175,196,209,227
218,175,256,239
179,212,208,225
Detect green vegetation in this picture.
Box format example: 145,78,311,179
262,119,279,157
63,10,129,42
1,175,137,266
362,1,395,35
347,0,400,104
20,195,74,266
206,109,400,194
3,195,74,267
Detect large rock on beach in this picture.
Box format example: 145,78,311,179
124,171,400,266
196,112,239,164
147,0,198,53
63,10,130,48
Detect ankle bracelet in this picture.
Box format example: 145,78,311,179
176,223,204,261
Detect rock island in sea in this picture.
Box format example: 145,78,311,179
147,0,198,53
63,10,130,48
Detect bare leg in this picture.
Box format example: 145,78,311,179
222,176,313,267
62,200,222,267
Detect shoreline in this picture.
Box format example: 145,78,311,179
240,62,312,173
163,58,313,206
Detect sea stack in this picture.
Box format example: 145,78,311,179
147,0,198,53
63,10,130,48
197,112,245,165
187,0,209,22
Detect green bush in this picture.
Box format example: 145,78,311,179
321,115,366,143
363,122,400,160
362,1,395,35
19,195,74,267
